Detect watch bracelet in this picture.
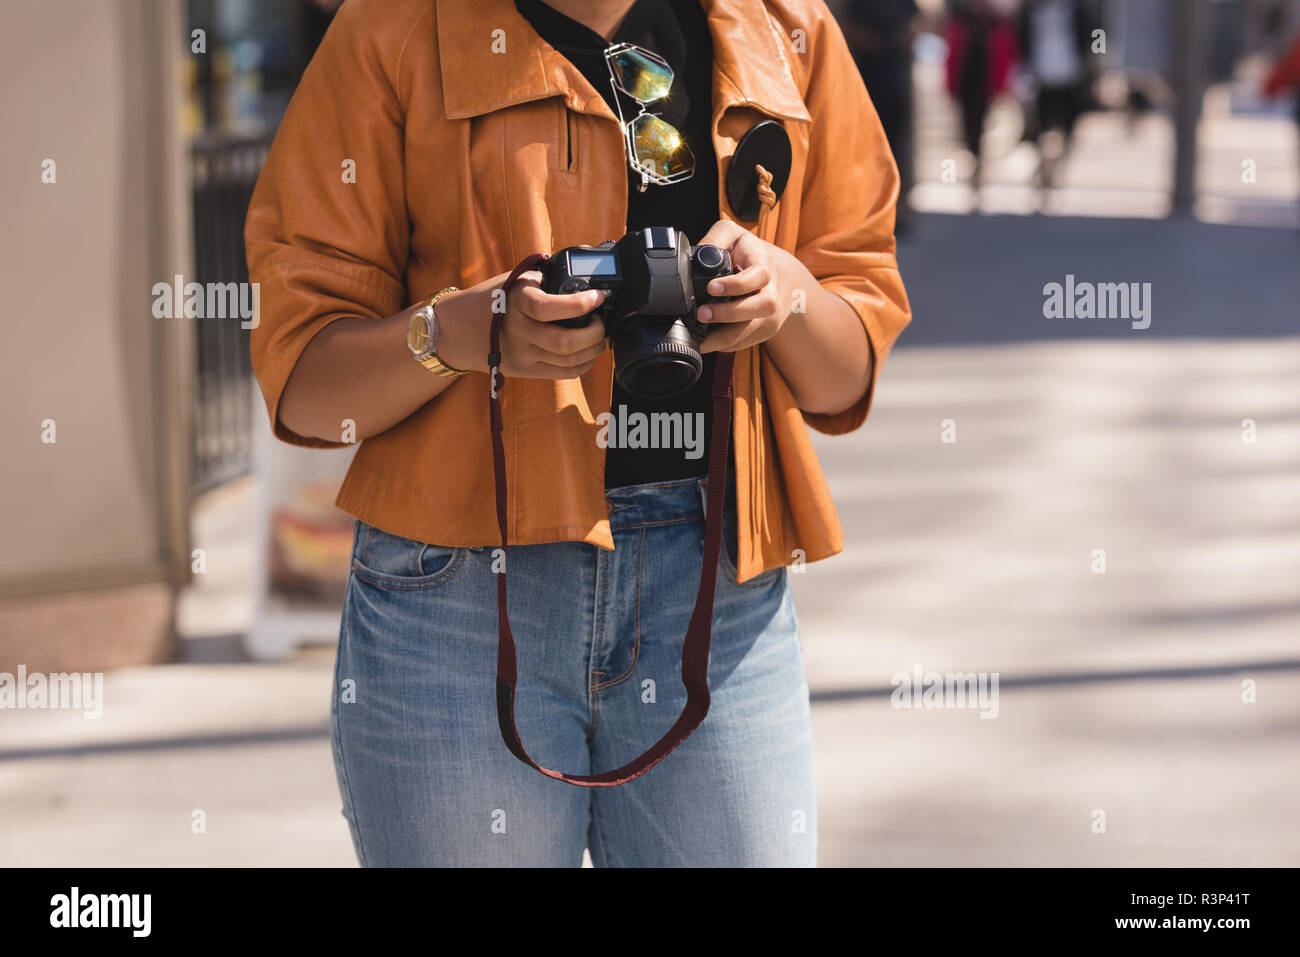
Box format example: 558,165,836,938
419,286,466,377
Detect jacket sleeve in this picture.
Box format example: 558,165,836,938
790,3,912,435
244,0,426,448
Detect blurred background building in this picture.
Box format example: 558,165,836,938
1,0,1297,866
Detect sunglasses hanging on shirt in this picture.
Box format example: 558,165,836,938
604,42,696,191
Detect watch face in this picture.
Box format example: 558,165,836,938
407,310,431,356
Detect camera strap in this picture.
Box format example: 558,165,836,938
488,253,735,787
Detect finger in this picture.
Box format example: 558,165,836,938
498,271,544,304
699,322,759,354
700,285,780,325
703,263,769,299
696,219,747,251
515,283,609,323
523,337,607,368
528,319,607,356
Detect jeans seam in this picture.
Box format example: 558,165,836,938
590,797,614,867
587,546,605,734
332,583,369,868
609,515,698,532
360,521,373,567
591,526,643,692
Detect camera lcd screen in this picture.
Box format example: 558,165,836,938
569,250,618,277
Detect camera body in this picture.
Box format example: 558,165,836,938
542,226,735,399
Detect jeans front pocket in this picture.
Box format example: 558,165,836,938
349,521,466,590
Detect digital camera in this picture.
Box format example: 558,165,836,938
543,226,736,399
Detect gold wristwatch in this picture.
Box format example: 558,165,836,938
406,286,468,377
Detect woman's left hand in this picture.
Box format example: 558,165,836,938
694,219,811,354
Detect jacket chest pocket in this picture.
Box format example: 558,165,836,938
488,100,627,258
480,100,595,259
555,101,579,174
499,98,579,177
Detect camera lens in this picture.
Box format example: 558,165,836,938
611,317,704,399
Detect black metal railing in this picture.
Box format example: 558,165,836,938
189,132,270,492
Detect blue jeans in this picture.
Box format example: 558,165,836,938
331,476,817,866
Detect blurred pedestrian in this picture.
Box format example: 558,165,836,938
1108,0,1173,134
1262,26,1300,233
1263,30,1300,103
841,0,920,231
944,0,1019,190
1018,0,1099,191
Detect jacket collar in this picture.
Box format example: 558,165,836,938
435,0,811,124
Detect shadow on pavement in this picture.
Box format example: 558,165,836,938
895,213,1300,347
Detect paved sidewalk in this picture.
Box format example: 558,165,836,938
1,213,1296,866
3,652,1295,867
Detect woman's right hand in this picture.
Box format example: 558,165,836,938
437,269,608,380
274,268,609,444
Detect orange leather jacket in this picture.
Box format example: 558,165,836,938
246,0,911,582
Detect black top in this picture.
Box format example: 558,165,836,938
515,0,720,489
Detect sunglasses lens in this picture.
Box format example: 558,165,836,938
609,47,674,102
629,114,694,178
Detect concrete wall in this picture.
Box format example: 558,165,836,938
0,0,190,669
